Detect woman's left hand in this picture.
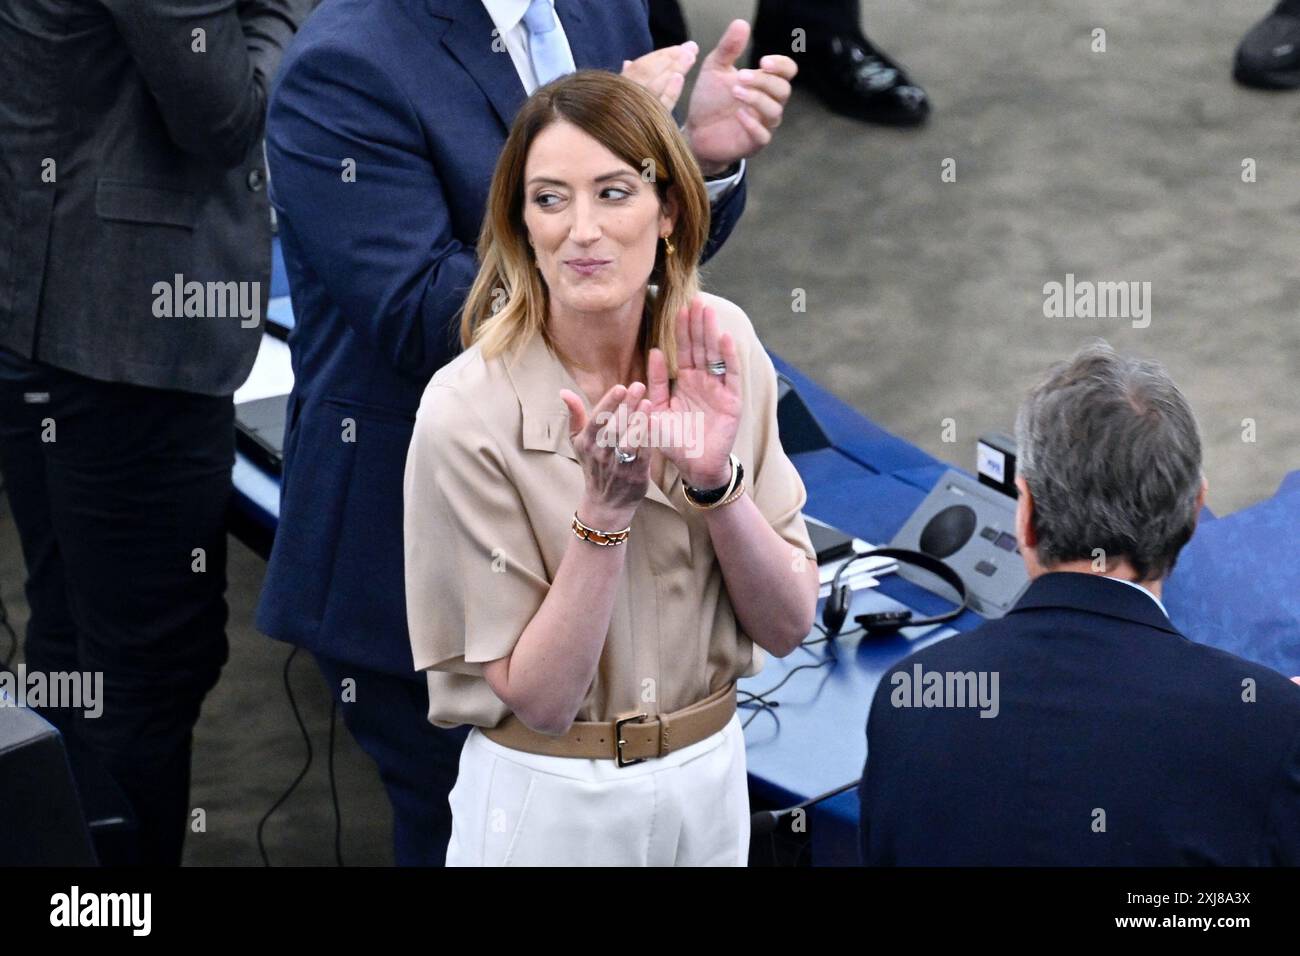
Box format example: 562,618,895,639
647,297,742,489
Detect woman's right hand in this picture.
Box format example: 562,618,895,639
559,382,652,530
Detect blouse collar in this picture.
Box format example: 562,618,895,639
503,329,682,513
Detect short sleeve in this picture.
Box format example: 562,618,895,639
403,383,550,680
744,325,816,564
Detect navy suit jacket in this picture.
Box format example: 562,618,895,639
257,0,748,674
860,572,1300,865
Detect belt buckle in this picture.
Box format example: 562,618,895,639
614,712,648,767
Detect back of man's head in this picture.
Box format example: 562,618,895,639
1014,340,1204,581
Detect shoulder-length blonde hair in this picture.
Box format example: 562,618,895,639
460,70,710,376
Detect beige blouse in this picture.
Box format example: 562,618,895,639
403,292,815,729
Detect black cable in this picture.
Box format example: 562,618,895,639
752,778,861,869
801,623,833,648
743,619,860,864
738,690,779,729
328,696,343,867
257,645,313,866
738,657,834,728
802,619,863,648
749,657,834,700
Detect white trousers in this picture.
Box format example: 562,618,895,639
446,712,750,866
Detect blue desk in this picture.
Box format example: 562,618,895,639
234,260,1300,866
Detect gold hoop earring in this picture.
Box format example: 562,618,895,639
662,235,676,256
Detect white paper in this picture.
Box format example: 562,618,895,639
233,333,294,405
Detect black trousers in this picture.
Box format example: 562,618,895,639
0,351,232,866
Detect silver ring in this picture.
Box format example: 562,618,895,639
707,360,727,376
615,448,638,464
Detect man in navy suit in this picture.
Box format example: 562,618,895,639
259,0,796,865
860,341,1300,865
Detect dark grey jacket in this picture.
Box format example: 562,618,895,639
0,0,313,395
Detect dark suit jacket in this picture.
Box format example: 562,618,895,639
0,0,312,395
257,0,748,675
860,571,1300,865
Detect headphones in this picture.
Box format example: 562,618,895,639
821,547,969,637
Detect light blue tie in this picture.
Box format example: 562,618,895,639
522,0,573,88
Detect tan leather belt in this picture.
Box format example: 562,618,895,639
481,682,737,767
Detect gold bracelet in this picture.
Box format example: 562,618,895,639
571,512,631,546
713,475,746,509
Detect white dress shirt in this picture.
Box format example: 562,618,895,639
479,0,744,202
482,0,576,92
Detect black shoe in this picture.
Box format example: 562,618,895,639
1234,0,1300,90
751,24,930,126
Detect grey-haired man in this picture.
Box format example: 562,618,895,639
860,341,1300,866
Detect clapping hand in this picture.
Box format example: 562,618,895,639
683,20,796,175
560,382,652,530
622,42,698,110
646,297,742,489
